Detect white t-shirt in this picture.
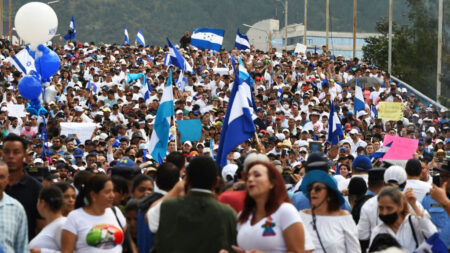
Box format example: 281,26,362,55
29,217,67,252
358,195,429,241
369,214,437,252
237,203,314,253
300,212,360,253
63,207,126,253
404,179,431,202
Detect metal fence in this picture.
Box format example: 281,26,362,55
391,75,448,110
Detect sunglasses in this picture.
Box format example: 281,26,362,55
308,185,327,193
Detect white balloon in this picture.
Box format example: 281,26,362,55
14,2,58,46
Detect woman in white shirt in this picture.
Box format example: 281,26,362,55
369,186,437,252
299,169,361,253
29,186,67,253
61,174,126,253
223,161,313,253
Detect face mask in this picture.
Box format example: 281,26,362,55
379,212,398,225
283,104,289,109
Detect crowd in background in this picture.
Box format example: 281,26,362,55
0,35,448,252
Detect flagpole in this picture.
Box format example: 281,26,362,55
1,0,3,37
173,116,178,152
8,0,11,41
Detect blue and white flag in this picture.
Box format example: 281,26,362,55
327,102,344,145
370,141,393,159
63,17,76,41
191,28,224,51
11,47,35,74
238,58,254,88
414,232,447,253
148,70,174,161
86,80,98,94
142,80,152,103
136,29,146,47
235,29,250,50
166,38,193,72
354,78,365,114
210,139,215,159
124,25,130,45
163,53,171,66
370,105,377,120
277,87,282,102
216,56,256,168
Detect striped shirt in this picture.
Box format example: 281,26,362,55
0,193,29,253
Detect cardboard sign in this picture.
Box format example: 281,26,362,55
176,119,202,142
60,123,97,143
383,135,419,161
294,43,307,54
378,102,403,121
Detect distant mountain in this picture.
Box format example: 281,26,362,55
10,0,410,48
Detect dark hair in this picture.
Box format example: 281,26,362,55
166,152,185,170
124,199,139,213
156,162,180,191
405,159,422,177
368,169,385,188
324,185,341,212
75,174,111,208
73,170,93,193
186,157,218,190
111,175,129,195
131,174,153,193
238,161,291,224
3,133,27,151
39,186,64,212
54,181,76,194
368,233,401,252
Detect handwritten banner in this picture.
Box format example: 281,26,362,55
378,102,403,121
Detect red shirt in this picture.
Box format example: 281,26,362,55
218,190,246,213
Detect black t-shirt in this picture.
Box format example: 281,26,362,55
5,171,43,240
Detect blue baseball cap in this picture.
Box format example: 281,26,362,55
352,155,372,171
445,138,450,144
110,158,139,180
300,170,345,206
73,148,84,158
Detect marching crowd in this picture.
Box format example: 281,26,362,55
0,34,448,253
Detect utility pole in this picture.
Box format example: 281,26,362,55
437,0,443,101
326,0,329,50
8,0,11,41
304,0,307,45
353,0,357,59
388,0,393,74
1,0,3,37
284,0,288,50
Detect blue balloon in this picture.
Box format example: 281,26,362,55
35,44,60,82
18,75,42,100
26,99,47,116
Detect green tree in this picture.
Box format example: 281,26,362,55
363,0,450,103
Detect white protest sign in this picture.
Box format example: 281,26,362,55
294,43,307,54
213,68,231,76
6,104,27,118
60,123,97,143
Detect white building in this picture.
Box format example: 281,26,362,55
246,19,380,58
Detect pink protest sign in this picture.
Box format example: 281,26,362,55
383,135,419,161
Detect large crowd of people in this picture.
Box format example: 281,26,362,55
0,34,448,253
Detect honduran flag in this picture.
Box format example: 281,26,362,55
235,29,250,50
